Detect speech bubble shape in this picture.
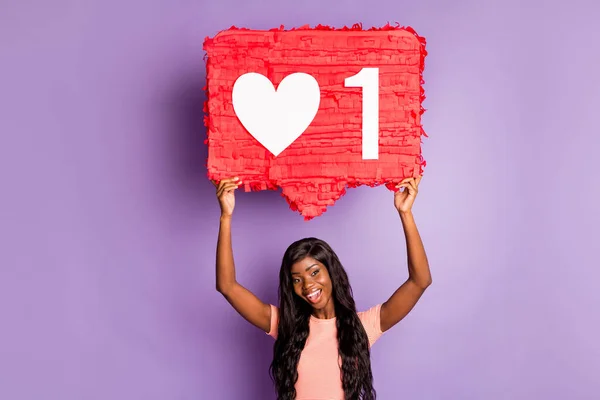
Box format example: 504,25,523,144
203,24,428,220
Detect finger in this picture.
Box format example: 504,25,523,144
408,179,418,193
211,180,218,187
396,181,415,194
416,176,422,186
218,182,241,193
395,183,410,192
225,182,242,191
217,177,239,190
218,182,242,197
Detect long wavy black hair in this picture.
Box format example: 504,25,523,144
269,237,376,400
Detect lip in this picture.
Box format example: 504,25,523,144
305,289,322,304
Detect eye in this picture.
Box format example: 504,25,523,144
311,269,319,276
293,278,300,284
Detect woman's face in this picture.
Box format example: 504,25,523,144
290,256,334,311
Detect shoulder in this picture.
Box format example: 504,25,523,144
357,304,384,347
266,305,279,339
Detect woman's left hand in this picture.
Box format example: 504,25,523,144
394,176,422,214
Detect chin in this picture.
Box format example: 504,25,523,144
310,296,331,309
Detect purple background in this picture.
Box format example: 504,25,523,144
1,0,599,399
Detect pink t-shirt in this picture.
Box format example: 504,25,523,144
267,304,384,400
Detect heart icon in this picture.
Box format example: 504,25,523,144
232,72,320,157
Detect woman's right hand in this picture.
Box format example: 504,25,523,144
215,177,242,218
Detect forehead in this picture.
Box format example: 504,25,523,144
291,256,322,273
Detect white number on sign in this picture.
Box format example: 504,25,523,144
344,68,379,159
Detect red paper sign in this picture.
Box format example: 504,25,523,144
203,24,428,220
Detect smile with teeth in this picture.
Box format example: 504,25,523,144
306,289,322,303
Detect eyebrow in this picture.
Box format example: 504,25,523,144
291,263,318,275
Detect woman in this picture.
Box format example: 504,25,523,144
214,176,431,400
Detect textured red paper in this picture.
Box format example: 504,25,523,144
203,24,428,220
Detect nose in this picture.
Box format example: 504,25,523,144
303,280,314,292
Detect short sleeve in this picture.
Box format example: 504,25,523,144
358,304,384,347
267,304,279,339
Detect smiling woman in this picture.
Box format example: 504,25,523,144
291,257,331,311
213,176,432,400
269,238,381,400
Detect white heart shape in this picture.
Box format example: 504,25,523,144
232,72,320,157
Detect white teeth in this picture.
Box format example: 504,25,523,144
307,289,321,300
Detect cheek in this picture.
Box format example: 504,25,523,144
317,274,332,289
293,284,303,297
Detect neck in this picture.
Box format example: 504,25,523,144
312,299,336,319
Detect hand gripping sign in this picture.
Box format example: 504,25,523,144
203,24,428,220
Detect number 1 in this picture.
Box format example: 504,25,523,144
344,68,379,160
